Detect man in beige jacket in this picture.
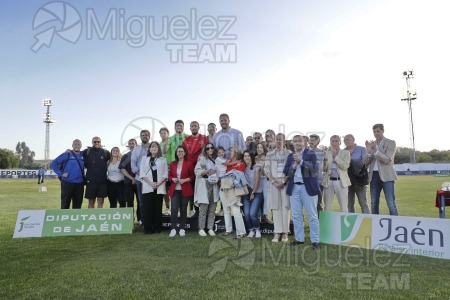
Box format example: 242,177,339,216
322,135,351,212
365,123,398,215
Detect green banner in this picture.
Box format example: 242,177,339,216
14,208,133,238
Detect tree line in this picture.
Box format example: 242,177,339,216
0,142,38,169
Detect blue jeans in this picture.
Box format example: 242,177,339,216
243,189,263,230
370,171,398,215
290,184,319,243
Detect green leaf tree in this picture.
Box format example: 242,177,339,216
15,142,36,168
417,153,433,163
0,149,20,168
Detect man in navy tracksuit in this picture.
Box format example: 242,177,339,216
51,139,85,209
37,166,46,184
83,136,111,208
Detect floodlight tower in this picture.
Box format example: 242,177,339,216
401,70,417,164
43,99,55,161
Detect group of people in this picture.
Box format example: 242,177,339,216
51,113,399,249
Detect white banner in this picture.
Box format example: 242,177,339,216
320,212,450,260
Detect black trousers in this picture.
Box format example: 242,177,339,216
107,181,125,208
61,181,84,209
170,190,188,230
141,191,163,234
124,182,140,220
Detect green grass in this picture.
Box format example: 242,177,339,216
1,177,450,299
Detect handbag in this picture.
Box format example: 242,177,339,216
207,174,219,184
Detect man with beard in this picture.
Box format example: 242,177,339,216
183,121,209,163
212,113,246,159
183,121,209,218
131,130,151,225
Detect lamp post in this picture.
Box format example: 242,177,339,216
401,70,417,164
43,99,55,162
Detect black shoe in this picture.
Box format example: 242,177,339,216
312,242,320,250
290,240,304,246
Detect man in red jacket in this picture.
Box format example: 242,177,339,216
182,121,208,218
182,121,209,163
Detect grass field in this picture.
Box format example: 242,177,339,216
1,177,450,299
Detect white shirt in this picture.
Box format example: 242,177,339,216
107,161,124,182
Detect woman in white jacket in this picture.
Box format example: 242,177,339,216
194,143,219,236
139,141,168,234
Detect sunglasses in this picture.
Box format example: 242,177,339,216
93,141,101,144
206,147,214,150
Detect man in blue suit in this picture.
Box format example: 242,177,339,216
283,135,320,250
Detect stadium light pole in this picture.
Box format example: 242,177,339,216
401,70,417,164
43,99,55,162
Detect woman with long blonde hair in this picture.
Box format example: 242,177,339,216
107,146,125,208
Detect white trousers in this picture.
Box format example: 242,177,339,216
323,180,348,212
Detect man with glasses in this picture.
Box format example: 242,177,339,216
131,130,151,225
83,137,111,208
253,132,263,143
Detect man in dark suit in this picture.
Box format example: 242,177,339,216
283,135,320,250
120,139,139,221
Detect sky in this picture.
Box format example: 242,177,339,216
1,0,449,160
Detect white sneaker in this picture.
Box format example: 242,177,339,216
169,229,176,237
208,229,216,236
247,229,255,238
179,229,186,237
198,229,207,237
255,229,261,238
